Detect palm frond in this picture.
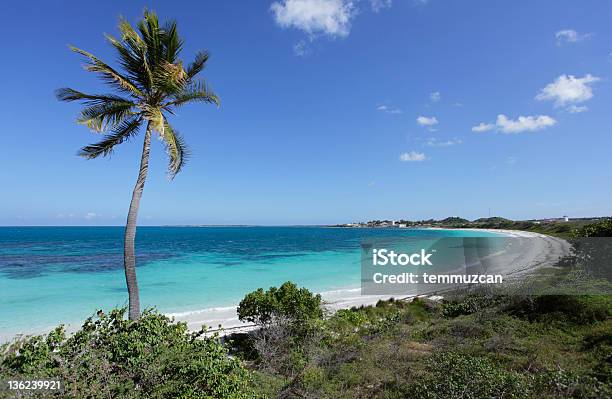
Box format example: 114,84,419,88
186,51,209,80
78,117,142,159
161,121,189,178
118,17,146,54
165,81,219,108
138,10,163,70
71,46,144,97
55,88,133,106
77,101,135,132
162,20,183,62
104,33,150,93
117,17,155,92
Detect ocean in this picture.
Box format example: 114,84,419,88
0,226,499,340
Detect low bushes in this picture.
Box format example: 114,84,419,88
574,219,612,238
402,352,530,398
236,282,325,377
237,281,323,328
231,281,611,398
0,309,258,399
508,295,611,324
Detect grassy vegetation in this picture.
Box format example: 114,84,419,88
232,290,611,398
0,310,260,399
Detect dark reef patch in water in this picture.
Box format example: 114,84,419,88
0,252,174,279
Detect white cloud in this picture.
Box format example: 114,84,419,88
473,115,557,134
425,137,462,147
376,105,403,114
400,151,427,162
429,91,441,102
370,0,391,12
293,40,309,56
472,122,495,133
416,116,438,126
567,105,588,114
536,74,600,107
496,114,557,134
555,29,592,45
271,0,355,38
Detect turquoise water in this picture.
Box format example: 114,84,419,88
0,226,499,338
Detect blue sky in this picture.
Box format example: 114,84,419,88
1,0,612,225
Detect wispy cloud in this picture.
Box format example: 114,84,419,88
555,29,593,45
370,0,392,12
429,91,441,103
506,156,517,165
536,74,599,109
416,115,438,127
376,105,403,114
472,122,495,133
567,105,588,114
271,0,355,38
425,137,462,147
399,151,427,162
293,39,309,56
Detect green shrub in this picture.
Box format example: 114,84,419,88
583,320,612,384
574,219,612,238
508,295,611,324
441,294,504,318
0,308,257,399
237,281,323,327
235,283,324,378
403,352,529,398
300,366,326,390
533,368,612,398
333,308,369,327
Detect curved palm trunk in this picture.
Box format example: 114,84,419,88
124,123,152,321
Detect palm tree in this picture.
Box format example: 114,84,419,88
57,10,219,321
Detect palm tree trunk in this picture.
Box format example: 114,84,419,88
124,123,152,321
